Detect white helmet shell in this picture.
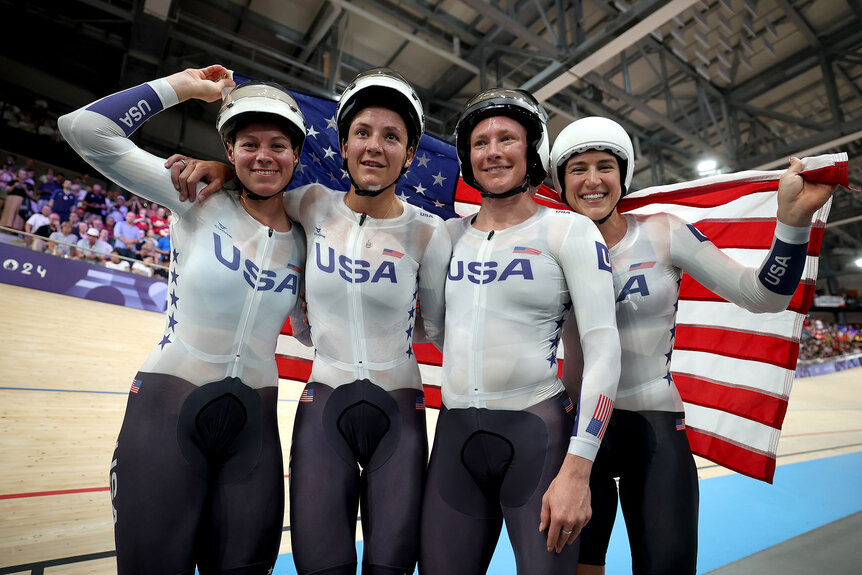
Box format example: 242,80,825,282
337,68,425,149
216,81,307,155
550,116,634,201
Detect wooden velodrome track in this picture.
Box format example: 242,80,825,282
2,281,861,574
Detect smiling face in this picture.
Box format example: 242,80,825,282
341,106,414,193
561,150,623,220
227,122,298,197
469,115,528,195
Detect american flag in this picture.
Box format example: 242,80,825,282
617,154,845,483
513,246,543,255
269,82,848,483
520,154,845,482
130,378,142,394
416,396,426,411
584,394,615,440
383,248,405,259
564,396,574,414
299,387,314,403
629,261,656,271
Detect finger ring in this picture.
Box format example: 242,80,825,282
178,158,188,168
562,529,573,535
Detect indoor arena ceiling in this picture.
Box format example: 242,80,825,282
5,0,862,276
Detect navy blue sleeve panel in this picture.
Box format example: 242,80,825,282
757,238,808,296
86,83,165,137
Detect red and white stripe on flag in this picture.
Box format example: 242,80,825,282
275,153,849,484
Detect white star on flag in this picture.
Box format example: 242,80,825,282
306,124,319,139
325,115,338,131
416,153,431,168
432,171,447,186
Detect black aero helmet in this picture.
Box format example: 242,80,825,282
336,67,425,150
455,88,550,196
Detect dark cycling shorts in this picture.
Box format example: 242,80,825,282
112,372,284,575
289,380,427,575
419,393,578,575
578,409,698,575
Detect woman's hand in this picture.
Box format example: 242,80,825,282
777,157,838,227
165,155,234,202
166,65,235,104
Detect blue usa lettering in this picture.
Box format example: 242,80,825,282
315,244,397,283
596,241,612,272
617,274,649,302
447,258,534,283
758,239,806,296
213,233,298,293
244,260,299,294
763,255,791,286
118,99,153,129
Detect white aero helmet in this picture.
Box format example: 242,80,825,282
336,67,425,149
455,88,550,197
550,116,634,204
216,81,307,156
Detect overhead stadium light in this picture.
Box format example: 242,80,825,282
697,159,718,175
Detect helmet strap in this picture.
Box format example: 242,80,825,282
592,185,626,224
243,187,283,201
344,150,410,197
478,177,530,199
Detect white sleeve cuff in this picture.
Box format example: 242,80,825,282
148,78,180,109
567,436,599,461
774,220,811,244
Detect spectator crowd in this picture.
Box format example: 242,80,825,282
799,317,862,361
0,152,170,279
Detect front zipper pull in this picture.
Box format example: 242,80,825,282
359,213,367,226
268,228,274,237
487,230,495,240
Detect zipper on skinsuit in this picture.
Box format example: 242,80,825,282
230,227,276,378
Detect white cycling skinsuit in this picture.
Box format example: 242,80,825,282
563,212,810,575
59,77,306,575
420,205,620,575
283,183,451,575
